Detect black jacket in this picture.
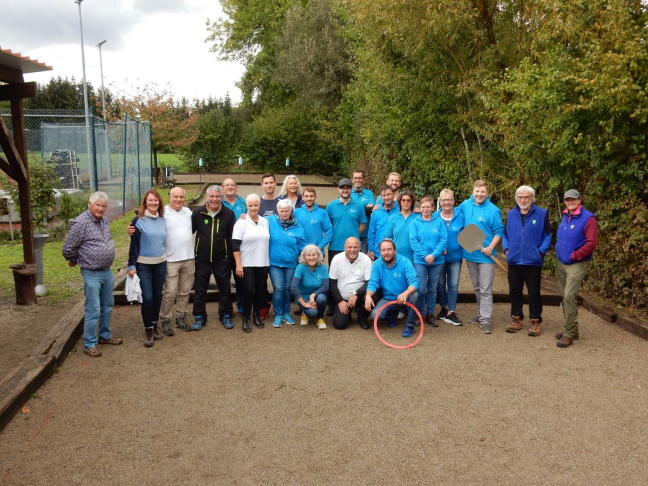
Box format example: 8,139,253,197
192,204,236,263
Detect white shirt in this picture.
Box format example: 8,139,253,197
329,252,373,300
164,205,194,262
232,216,270,267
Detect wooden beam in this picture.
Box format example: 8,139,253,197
0,154,19,181
0,64,24,84
0,82,37,101
0,116,27,182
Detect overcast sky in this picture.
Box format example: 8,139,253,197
1,0,245,103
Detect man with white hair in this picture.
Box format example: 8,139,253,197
502,185,552,336
63,191,122,357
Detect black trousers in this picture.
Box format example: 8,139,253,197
333,291,370,329
240,266,269,318
193,258,233,319
508,264,543,321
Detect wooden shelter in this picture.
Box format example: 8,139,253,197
0,48,52,304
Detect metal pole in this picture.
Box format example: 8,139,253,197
76,0,95,191
97,40,107,121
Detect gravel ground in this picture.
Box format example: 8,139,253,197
1,291,647,485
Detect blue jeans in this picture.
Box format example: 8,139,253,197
269,266,296,316
136,261,167,329
415,263,444,317
80,268,115,348
437,260,462,312
369,294,419,326
298,293,328,318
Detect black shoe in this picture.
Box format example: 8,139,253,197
253,314,264,328
242,317,252,333
359,319,370,329
294,308,302,315
326,308,334,316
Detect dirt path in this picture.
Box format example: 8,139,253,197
1,296,646,485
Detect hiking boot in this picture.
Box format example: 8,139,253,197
468,315,481,324
84,346,102,357
253,314,264,328
242,317,252,333
527,319,541,337
176,314,191,332
221,315,234,329
273,315,283,328
555,330,579,340
192,315,206,331
152,323,163,340
301,314,309,326
443,312,463,326
160,318,175,336
505,315,523,333
317,318,327,330
557,335,573,348
480,321,492,334
435,307,448,321
98,337,123,345
143,328,154,347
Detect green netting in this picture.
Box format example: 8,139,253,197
0,109,152,220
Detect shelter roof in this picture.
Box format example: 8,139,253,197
0,48,52,84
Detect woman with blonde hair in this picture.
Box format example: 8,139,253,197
277,174,304,209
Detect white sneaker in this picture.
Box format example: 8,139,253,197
397,312,405,320
317,319,327,329
301,314,309,326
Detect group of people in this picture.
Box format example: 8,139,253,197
62,172,597,357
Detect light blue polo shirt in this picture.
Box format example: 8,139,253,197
325,198,368,251
294,205,333,251
351,188,374,238
223,195,247,219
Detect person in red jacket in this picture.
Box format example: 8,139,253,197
554,189,598,348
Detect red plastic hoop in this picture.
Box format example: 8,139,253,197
373,300,424,349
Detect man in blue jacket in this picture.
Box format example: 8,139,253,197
502,186,552,337
458,180,504,334
294,187,333,253
365,239,419,337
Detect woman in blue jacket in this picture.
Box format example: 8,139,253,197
384,191,417,263
409,197,447,328
291,245,329,329
435,189,465,326
128,189,166,347
268,199,307,327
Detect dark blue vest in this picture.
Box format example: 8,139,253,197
555,208,594,264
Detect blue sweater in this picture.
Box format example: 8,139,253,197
434,209,465,263
351,188,374,238
458,196,504,263
367,255,419,301
368,204,399,254
385,212,416,262
268,215,307,268
502,204,552,266
128,215,166,270
294,205,333,251
409,215,447,266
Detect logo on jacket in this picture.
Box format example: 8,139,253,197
204,219,209,224
478,216,485,222
532,220,537,224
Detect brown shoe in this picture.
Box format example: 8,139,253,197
98,337,123,345
505,315,523,333
84,346,102,357
556,335,573,348
527,319,541,337
555,330,579,340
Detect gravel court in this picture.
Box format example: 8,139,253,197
1,298,647,485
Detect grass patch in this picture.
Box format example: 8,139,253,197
156,153,184,171
0,215,133,303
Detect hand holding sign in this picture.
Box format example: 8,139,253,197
457,224,507,273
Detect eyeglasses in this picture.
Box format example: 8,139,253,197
400,198,412,202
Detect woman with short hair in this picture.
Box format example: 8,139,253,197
232,193,270,332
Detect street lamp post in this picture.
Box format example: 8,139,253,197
97,40,107,121
76,0,96,190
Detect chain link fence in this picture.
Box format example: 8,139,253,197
0,108,152,221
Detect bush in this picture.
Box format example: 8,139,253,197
58,191,87,224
